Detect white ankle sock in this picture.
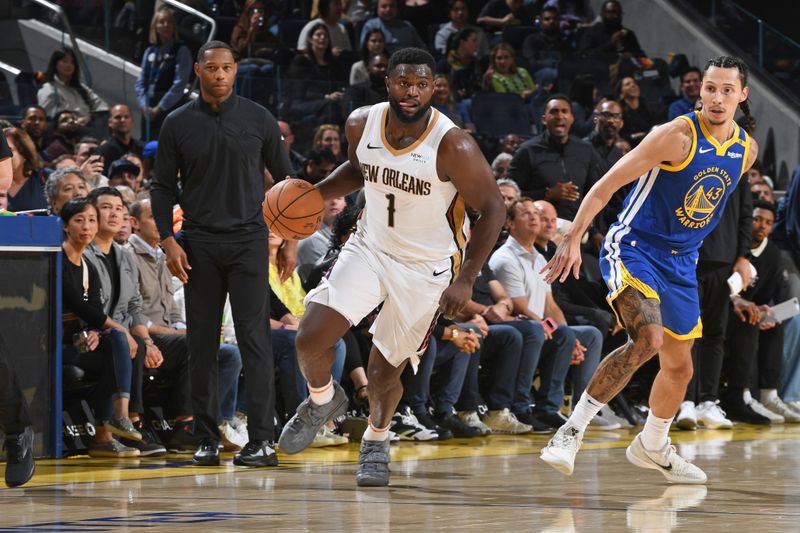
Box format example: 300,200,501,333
308,378,334,406
363,417,390,441
743,388,753,404
641,411,672,451
566,391,605,432
761,389,778,403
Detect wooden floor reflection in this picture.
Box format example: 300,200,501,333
2,425,800,531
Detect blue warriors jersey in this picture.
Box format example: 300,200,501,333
607,111,751,254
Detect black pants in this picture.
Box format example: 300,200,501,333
726,313,784,390
685,263,731,403
183,237,275,442
129,333,192,417
0,346,31,434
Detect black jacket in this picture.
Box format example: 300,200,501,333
698,174,753,266
743,239,790,305
507,130,603,221
151,94,292,242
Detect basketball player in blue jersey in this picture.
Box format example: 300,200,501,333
277,48,506,486
539,56,758,484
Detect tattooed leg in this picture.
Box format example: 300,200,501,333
649,334,694,418
586,287,664,403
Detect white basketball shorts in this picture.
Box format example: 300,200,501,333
305,231,455,370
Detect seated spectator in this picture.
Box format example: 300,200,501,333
97,105,144,164
52,154,79,170
506,95,602,222
569,74,596,138
432,74,473,131
37,48,109,125
360,0,426,54
350,29,387,86
135,6,192,142
543,0,595,32
43,111,81,162
285,23,347,125
278,121,305,176
477,0,534,31
521,6,572,88
313,124,347,165
113,191,133,248
500,132,522,155
60,198,141,457
298,0,352,56
107,159,142,193
231,0,280,100
577,0,645,63
297,196,347,283
303,204,360,293
747,159,766,186
490,199,605,429
483,43,536,100
752,181,774,204
617,76,656,145
723,201,798,424
45,167,90,215
4,128,46,212
19,106,49,162
437,27,484,102
435,0,489,59
491,152,512,179
497,177,520,207
84,187,194,454
667,67,702,120
300,147,337,185
345,52,390,111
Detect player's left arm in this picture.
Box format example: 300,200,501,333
731,137,760,287
437,129,507,318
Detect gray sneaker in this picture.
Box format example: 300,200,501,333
355,439,391,487
278,381,348,454
105,417,142,441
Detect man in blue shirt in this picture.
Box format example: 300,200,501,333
667,67,702,120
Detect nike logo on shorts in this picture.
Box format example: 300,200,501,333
367,143,382,150
433,269,448,277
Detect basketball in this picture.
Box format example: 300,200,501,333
263,178,325,240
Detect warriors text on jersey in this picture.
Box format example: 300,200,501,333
355,102,464,264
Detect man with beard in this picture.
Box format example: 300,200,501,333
19,106,49,161
668,68,702,120
278,47,506,487
578,0,645,64
345,52,390,110
43,110,82,161
521,6,572,87
507,94,603,223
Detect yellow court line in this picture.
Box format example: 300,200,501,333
4,425,799,489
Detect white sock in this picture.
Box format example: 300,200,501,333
743,388,753,404
566,391,605,432
363,417,390,442
641,411,672,451
761,389,778,403
308,378,334,406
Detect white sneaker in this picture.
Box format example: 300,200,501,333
748,399,785,423
458,410,492,435
626,433,707,484
675,401,697,430
219,421,246,451
762,397,800,423
391,407,439,441
540,425,583,475
589,414,621,430
598,405,632,429
309,425,349,447
230,413,249,442
482,408,532,434
696,400,733,429
786,401,800,416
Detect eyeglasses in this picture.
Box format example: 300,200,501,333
597,111,623,120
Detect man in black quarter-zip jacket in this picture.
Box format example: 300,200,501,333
151,40,293,468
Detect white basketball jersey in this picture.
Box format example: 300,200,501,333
355,102,464,264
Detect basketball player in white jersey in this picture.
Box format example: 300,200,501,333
278,48,506,486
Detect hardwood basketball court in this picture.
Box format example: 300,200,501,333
2,425,798,531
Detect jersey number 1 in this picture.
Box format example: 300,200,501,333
385,193,395,227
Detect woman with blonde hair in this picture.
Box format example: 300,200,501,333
134,6,192,141
484,43,536,99
313,124,346,164
4,128,46,212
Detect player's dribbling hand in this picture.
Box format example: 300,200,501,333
540,234,582,284
439,279,471,319
163,237,191,283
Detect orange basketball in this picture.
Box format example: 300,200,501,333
263,178,324,240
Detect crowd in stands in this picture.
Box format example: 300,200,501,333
1,0,799,457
